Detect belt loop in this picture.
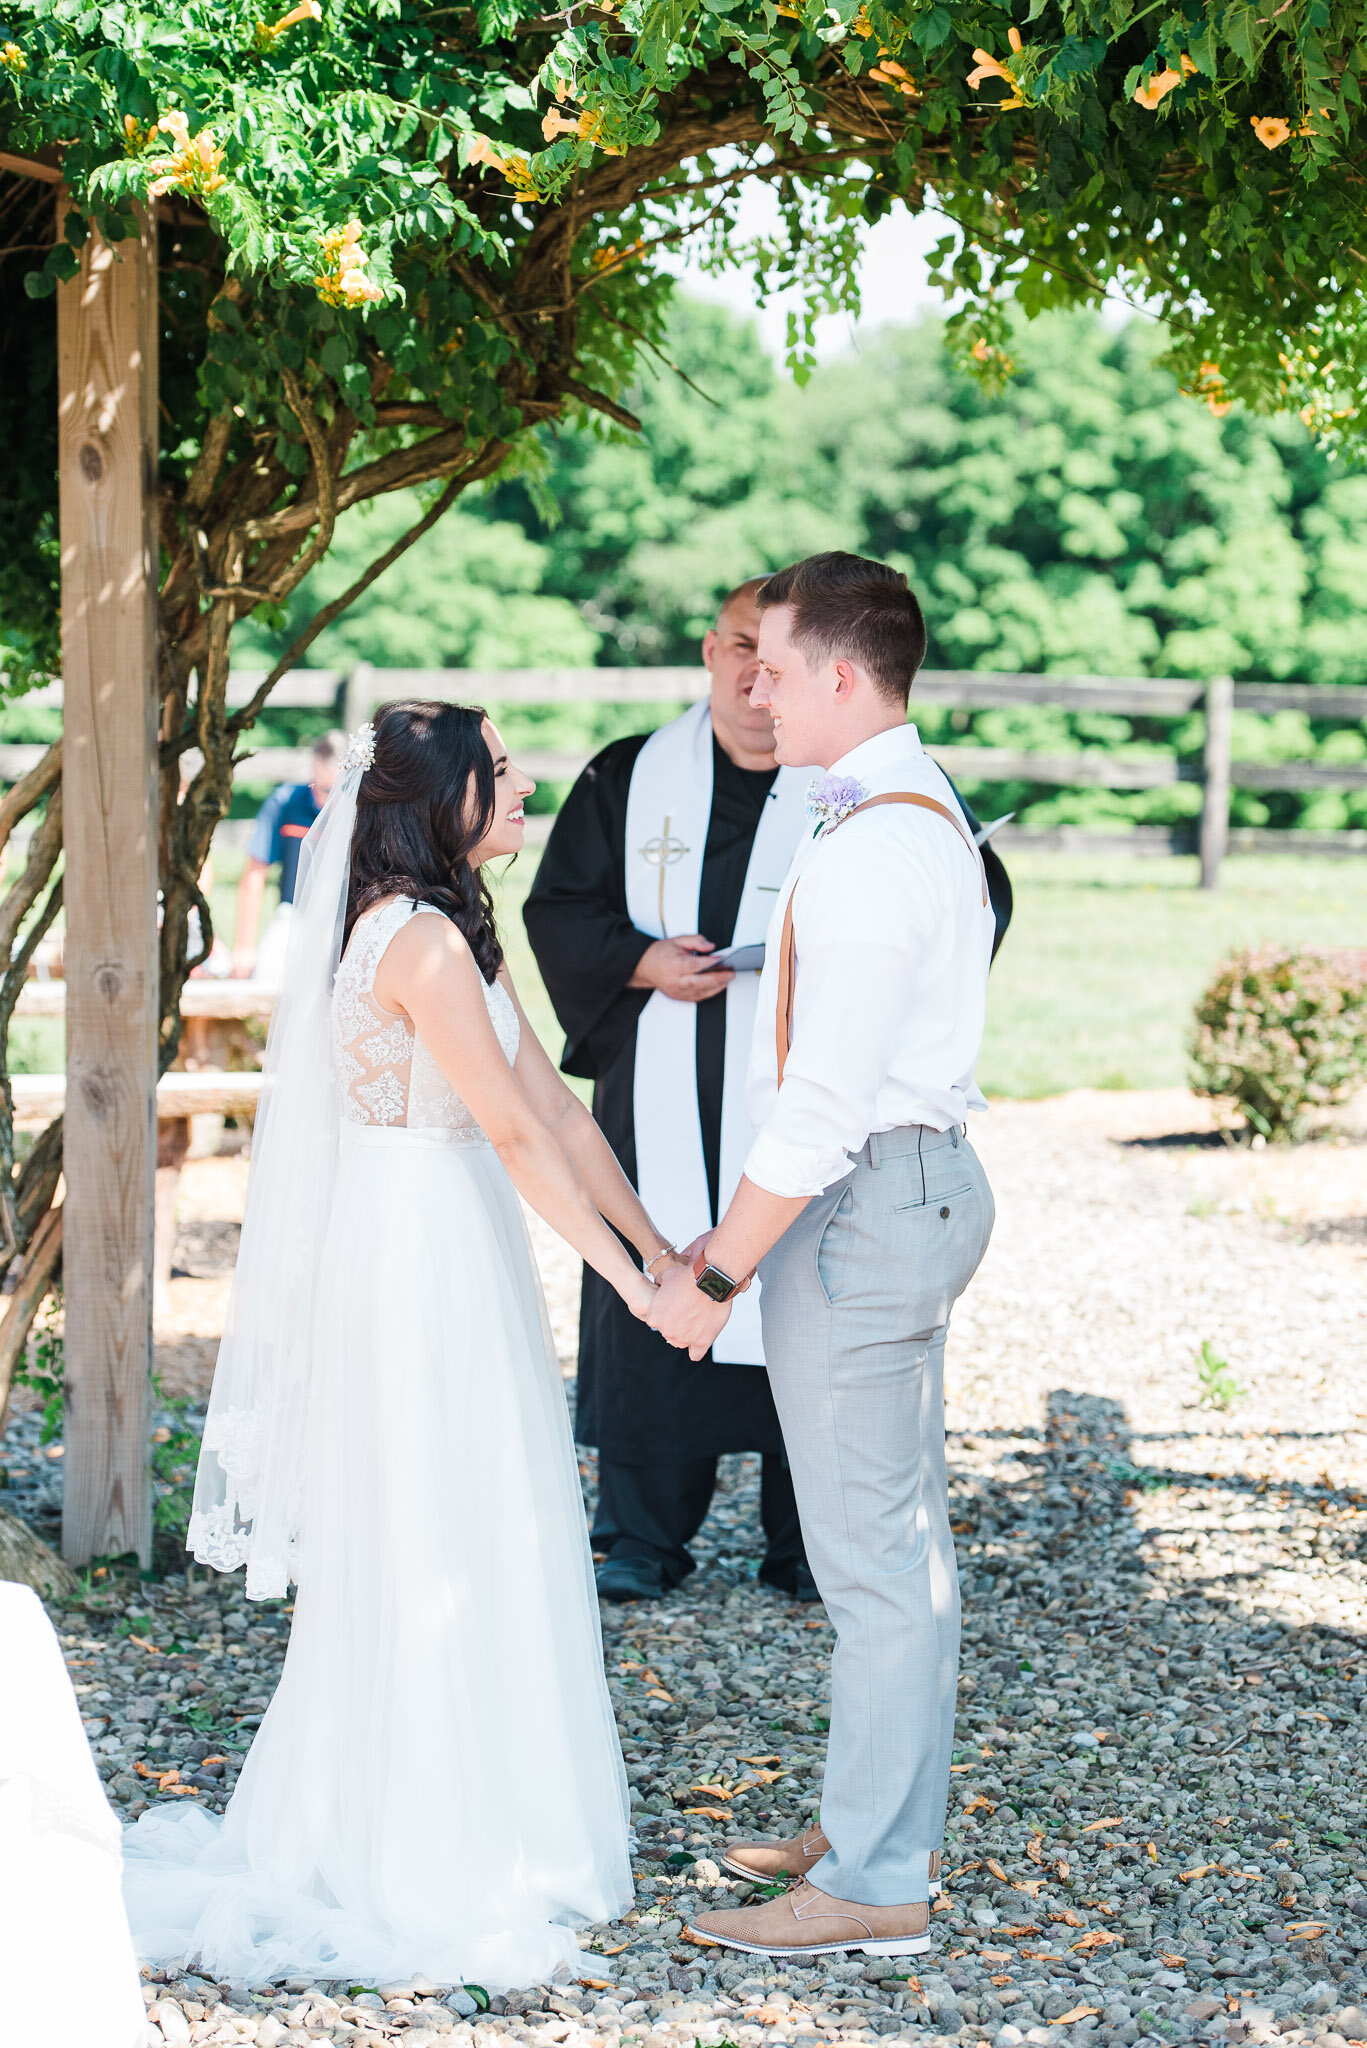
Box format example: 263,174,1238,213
868,1131,881,1171
917,1124,926,1204
951,1125,960,1148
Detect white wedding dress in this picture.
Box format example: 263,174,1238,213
124,897,632,1989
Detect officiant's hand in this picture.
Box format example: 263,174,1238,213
647,1261,733,1360
629,934,734,1004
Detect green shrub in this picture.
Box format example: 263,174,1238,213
1191,947,1367,1139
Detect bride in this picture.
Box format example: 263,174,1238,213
124,701,678,1990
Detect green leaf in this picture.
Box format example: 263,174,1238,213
910,6,952,52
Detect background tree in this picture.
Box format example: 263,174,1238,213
0,0,1366,1344
239,299,1367,833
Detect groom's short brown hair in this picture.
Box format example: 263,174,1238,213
757,552,926,706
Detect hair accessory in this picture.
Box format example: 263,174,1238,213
806,773,867,834
343,721,376,774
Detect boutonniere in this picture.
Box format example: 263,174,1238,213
805,773,868,836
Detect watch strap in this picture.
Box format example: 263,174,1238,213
692,1249,740,1302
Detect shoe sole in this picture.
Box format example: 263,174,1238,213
686,1926,932,1958
720,1854,941,1899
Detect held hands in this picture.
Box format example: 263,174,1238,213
625,1236,750,1356
625,1244,689,1324
646,1258,733,1361
629,934,733,1005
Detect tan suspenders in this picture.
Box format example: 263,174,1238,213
774,792,989,1087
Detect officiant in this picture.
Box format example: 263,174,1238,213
524,579,815,1604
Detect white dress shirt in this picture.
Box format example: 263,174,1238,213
743,723,995,1200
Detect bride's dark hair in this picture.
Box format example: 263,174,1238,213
343,699,504,983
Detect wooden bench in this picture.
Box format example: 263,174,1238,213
13,988,274,1313
13,980,277,1022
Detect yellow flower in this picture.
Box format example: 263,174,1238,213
971,336,1014,371
967,49,1010,87
335,267,381,306
503,156,542,198
1250,114,1292,148
850,7,876,38
253,0,321,49
1189,360,1231,416
541,108,580,141
590,236,645,272
1,40,27,71
146,110,228,200
868,57,917,95
967,32,1024,100
122,113,160,153
1133,53,1201,108
466,132,545,196
1133,66,1182,109
315,218,383,306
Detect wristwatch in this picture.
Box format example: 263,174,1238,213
692,1249,743,1304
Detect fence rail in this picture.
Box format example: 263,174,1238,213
9,664,1367,886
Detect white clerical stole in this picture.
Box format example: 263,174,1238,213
623,699,808,1364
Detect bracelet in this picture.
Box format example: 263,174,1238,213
643,1244,676,1276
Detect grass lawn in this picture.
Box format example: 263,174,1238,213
17,843,1359,1103
497,847,1367,1102
975,852,1367,1096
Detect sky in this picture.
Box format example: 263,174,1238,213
668,179,1141,363
667,183,954,362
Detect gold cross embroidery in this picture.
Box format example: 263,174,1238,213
639,814,690,935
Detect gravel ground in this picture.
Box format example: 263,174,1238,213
4,1088,1366,2048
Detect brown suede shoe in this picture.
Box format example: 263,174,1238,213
720,1824,830,1884
721,1831,942,1897
688,1878,932,1957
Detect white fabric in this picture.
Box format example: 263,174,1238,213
624,701,808,1361
0,1584,145,2047
124,901,631,1989
188,766,361,1599
745,723,995,1200
252,901,293,988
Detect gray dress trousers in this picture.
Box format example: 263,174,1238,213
757,1120,994,1907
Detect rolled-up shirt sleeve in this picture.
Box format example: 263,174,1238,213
743,830,936,1199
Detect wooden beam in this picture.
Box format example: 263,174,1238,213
0,148,62,183
13,1070,264,1129
1200,675,1234,891
57,200,160,1568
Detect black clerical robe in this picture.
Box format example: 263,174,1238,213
524,732,789,1466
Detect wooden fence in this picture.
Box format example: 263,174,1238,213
14,663,1367,887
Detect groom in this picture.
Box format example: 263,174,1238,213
648,551,996,1959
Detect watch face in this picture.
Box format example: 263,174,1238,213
695,1264,735,1304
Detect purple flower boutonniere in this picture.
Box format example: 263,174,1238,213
806,773,868,836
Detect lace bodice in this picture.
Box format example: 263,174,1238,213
331,897,519,1135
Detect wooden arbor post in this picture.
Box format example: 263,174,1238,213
57,204,160,1567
